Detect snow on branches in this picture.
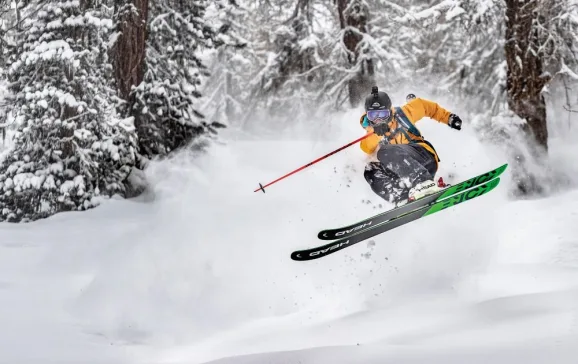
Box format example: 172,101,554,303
130,0,230,157
0,0,137,222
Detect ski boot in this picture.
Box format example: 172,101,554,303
407,179,444,202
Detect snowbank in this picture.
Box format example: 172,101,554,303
0,102,577,364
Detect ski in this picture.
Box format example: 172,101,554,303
317,163,508,240
291,177,501,261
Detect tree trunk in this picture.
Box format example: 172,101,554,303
113,0,149,105
504,0,549,150
336,0,374,107
504,0,553,196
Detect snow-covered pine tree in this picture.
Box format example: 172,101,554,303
395,0,505,113
259,0,316,94
237,0,374,126
0,0,8,68
0,0,8,145
130,0,228,158
245,0,331,124
197,0,250,127
334,0,375,107
0,0,30,146
316,0,416,110
249,0,419,120
0,0,137,222
367,0,415,88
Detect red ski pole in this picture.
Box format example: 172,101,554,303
254,132,374,193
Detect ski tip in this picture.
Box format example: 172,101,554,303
478,177,502,196
490,176,501,188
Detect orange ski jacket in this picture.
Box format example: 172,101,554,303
359,97,452,164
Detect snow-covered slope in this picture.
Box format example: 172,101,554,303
1,104,578,364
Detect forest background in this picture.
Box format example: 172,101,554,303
0,0,577,222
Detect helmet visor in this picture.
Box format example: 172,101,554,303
367,109,391,122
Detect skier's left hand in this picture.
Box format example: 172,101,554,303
448,113,462,130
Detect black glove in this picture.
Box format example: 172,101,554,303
372,122,390,136
448,113,462,130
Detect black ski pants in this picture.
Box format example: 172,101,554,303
363,143,438,203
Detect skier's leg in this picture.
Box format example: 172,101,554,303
376,144,435,185
406,144,438,182
363,161,399,203
376,144,438,201
408,144,438,177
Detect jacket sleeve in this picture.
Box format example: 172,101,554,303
401,98,452,125
358,113,381,155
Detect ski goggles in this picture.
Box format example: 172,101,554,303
366,109,391,122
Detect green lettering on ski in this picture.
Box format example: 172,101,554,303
437,164,507,199
425,177,500,216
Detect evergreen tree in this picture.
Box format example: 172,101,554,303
247,0,330,124
335,0,375,106
131,0,229,158
396,0,505,112
402,0,577,195
191,0,250,127
238,0,412,125
0,0,137,222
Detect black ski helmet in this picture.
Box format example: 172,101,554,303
364,86,392,111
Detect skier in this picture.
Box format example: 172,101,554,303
360,86,463,205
